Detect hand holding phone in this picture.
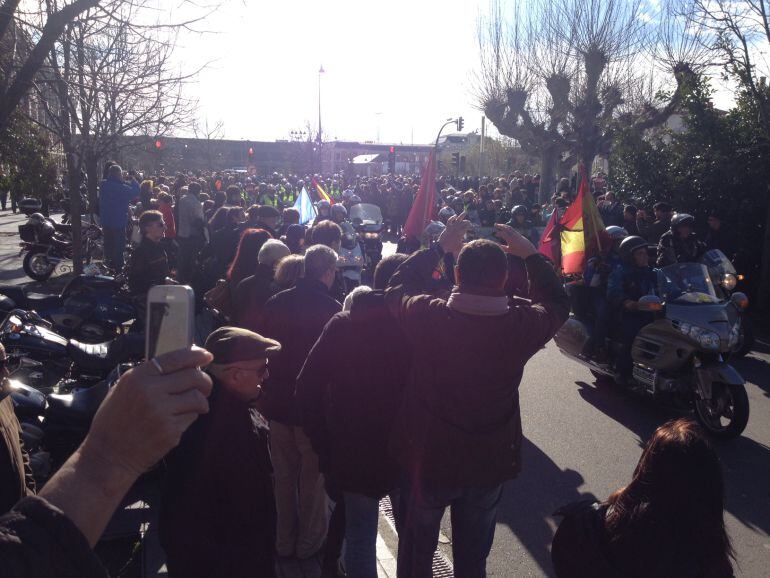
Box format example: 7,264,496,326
146,285,195,359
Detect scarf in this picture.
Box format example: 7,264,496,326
446,290,509,316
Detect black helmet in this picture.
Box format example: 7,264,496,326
511,205,528,218
619,235,649,264
670,213,695,231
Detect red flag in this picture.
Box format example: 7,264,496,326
403,149,437,240
559,166,607,274
537,207,561,265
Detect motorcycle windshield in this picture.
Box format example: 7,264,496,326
658,262,720,304
702,249,736,277
350,204,383,228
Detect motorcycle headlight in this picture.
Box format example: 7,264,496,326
364,232,379,239
722,273,737,291
676,323,720,350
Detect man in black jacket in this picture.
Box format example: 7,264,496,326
260,244,342,559
296,254,410,577
160,327,280,578
386,216,570,578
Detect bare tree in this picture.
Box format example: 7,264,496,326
0,0,103,133
193,117,225,168
477,0,701,200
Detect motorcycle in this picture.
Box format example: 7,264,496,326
19,216,104,282
0,309,143,392
0,274,137,342
350,203,384,279
702,249,754,358
10,364,128,479
554,251,750,439
336,221,365,294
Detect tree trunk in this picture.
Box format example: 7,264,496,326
85,155,99,216
540,146,558,204
759,186,770,314
67,153,83,275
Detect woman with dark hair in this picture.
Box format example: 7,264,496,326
207,206,232,236
227,228,271,288
282,224,306,254
552,418,734,578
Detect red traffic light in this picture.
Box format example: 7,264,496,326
154,139,163,150
389,146,395,154
248,147,254,156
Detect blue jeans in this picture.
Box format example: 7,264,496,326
397,482,503,578
103,226,126,271
343,492,400,578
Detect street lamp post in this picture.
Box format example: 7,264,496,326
317,65,324,173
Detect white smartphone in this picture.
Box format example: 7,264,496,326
146,285,195,359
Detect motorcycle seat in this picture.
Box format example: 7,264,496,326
46,380,108,422
67,333,143,372
52,223,72,235
67,339,112,371
24,294,62,311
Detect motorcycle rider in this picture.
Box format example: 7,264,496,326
656,213,705,267
128,210,170,297
507,205,537,244
608,236,659,384
330,204,348,226
313,200,332,226
584,226,627,360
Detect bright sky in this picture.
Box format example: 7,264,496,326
176,0,485,144
172,0,739,144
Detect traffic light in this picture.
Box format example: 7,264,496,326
248,145,254,160
451,152,460,169
456,116,464,132
388,146,396,173
154,138,164,150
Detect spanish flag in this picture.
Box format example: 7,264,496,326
559,167,606,274
311,178,334,205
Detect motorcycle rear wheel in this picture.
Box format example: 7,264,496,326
23,251,55,281
694,383,749,439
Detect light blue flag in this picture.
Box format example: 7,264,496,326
293,186,317,225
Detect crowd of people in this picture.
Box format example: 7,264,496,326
0,161,739,578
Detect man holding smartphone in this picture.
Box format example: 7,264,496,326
159,327,280,578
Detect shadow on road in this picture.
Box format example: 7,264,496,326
497,437,599,577
574,378,770,543
732,354,770,397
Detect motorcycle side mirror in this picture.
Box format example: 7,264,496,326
730,292,749,309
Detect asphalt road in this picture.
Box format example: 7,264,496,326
1,214,768,576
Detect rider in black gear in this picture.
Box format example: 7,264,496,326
656,213,705,267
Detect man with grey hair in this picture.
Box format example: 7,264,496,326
259,243,341,560
98,163,139,270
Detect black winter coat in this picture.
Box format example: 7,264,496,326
296,290,411,498
0,496,106,577
159,381,276,578
259,278,341,424
232,263,278,329
385,248,570,489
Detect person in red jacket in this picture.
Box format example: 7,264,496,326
386,213,570,578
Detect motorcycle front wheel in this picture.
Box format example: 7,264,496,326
694,382,749,439
23,250,55,281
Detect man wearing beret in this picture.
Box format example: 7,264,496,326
159,327,280,578
253,205,281,238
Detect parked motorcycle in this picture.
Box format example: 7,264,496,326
350,203,384,278
19,215,104,281
0,274,137,342
1,309,143,392
10,365,126,478
554,251,750,439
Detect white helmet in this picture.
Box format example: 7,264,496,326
605,226,628,240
